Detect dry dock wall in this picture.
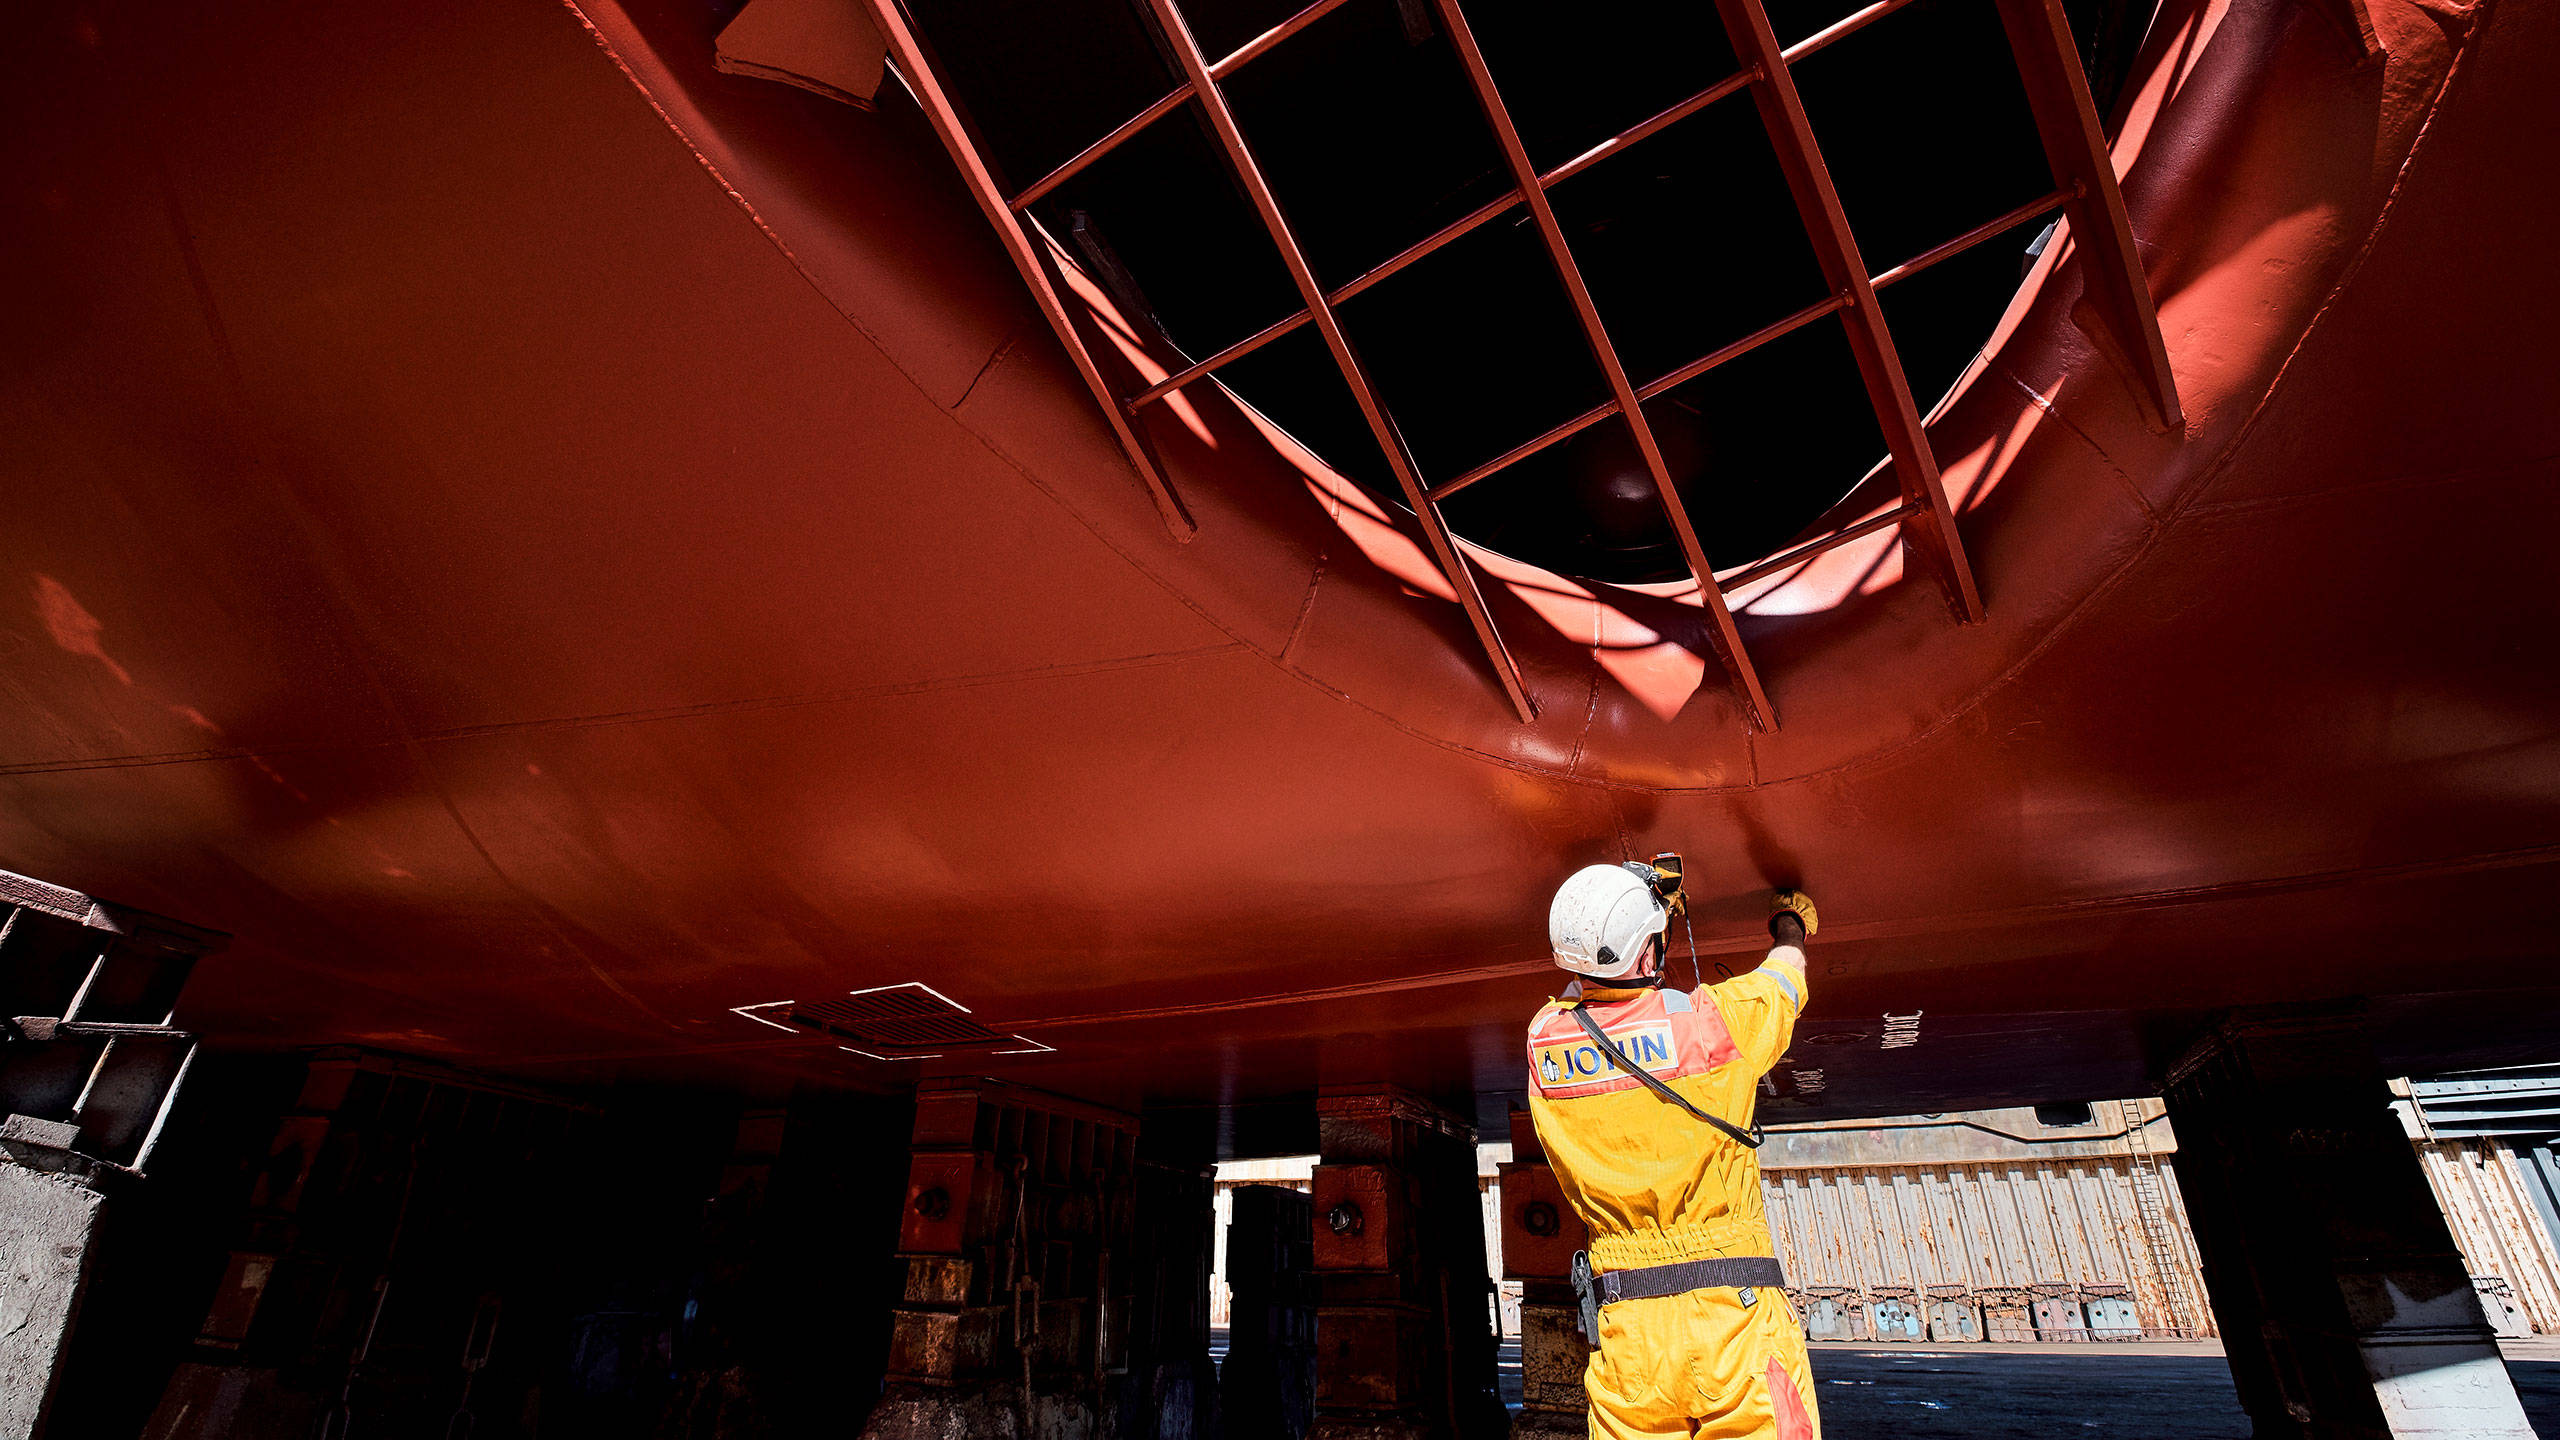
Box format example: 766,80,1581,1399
1755,1103,2213,1338
1211,1102,2560,1342
2415,1138,2560,1335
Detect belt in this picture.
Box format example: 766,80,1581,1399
1597,1255,1787,1303
1571,1252,1788,1345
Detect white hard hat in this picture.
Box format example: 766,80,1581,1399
1549,863,1668,981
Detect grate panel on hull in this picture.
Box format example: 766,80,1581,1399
864,0,2178,728
730,984,1054,1059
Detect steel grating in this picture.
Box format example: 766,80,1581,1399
733,983,1057,1059
861,0,2179,729
793,989,1008,1049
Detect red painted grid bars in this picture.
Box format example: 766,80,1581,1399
1136,0,1539,720
864,0,2177,727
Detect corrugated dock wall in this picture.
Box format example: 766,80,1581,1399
1205,1101,2560,1340
2415,1137,2560,1335
2403,1064,2560,1337
1752,1102,2214,1339
1759,1151,2213,1338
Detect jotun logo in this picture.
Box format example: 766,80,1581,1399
1534,1021,1680,1090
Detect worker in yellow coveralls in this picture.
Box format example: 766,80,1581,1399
1526,856,1820,1440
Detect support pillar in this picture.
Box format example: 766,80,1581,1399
1222,1183,1315,1440
1120,1159,1221,1440
145,1049,598,1440
659,1106,788,1438
2164,1008,2538,1440
1496,1107,1591,1438
0,1157,105,1440
1307,1086,1505,1440
0,869,222,1440
861,1079,1138,1440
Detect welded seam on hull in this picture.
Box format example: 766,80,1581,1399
1998,369,2158,524
556,0,1000,413
549,0,1404,723
939,4,2488,800
83,20,682,1033
1529,0,2493,794
2178,448,2560,519
1564,603,1603,776
553,0,2483,798
2180,2,2491,523
425,782,680,1029
1278,548,1328,663
1004,834,2560,1032
561,3,798,268
0,644,1248,776
493,836,2560,1066
1768,0,2498,788
560,0,1632,755
952,322,1025,410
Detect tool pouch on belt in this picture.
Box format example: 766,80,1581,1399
1571,1250,1601,1348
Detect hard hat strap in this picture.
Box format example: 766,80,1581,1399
1590,937,1666,986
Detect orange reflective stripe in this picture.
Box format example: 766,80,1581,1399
1526,991,1739,1099
1770,1357,1817,1440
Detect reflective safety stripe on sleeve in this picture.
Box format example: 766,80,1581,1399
1761,963,1802,1008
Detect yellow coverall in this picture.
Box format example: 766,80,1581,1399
1525,945,1819,1440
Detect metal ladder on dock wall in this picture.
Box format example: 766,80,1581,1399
2120,1098,2200,1336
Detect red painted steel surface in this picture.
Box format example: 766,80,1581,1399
3,0,2555,1121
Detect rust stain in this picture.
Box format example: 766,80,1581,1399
34,575,132,685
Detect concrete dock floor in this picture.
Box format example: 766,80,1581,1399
1485,1338,2560,1435
1804,1343,2560,1437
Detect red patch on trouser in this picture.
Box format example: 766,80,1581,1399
1768,1358,1815,1440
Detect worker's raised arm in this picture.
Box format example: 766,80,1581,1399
1700,891,1817,1074
1763,889,1813,1001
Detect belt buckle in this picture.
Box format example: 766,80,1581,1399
1737,1285,1758,1308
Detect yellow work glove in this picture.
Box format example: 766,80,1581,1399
1770,889,1819,939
